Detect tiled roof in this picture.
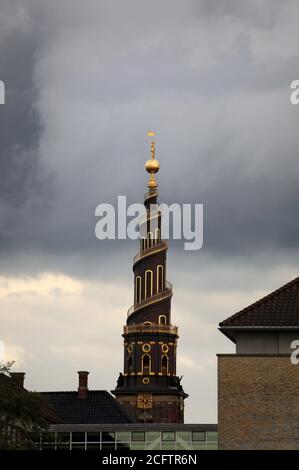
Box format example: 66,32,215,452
41,391,135,424
220,275,299,327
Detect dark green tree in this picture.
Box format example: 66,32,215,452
0,361,48,449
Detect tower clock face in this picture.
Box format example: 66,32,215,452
137,393,153,409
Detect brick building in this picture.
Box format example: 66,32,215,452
218,275,299,449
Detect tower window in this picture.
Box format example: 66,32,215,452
157,265,164,293
147,231,153,248
159,315,167,325
128,356,133,369
135,276,142,304
142,354,151,374
155,227,160,243
161,355,169,375
145,270,153,298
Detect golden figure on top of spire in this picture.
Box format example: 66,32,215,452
145,131,160,188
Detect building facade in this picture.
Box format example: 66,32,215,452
218,275,299,449
112,137,188,423
35,423,217,451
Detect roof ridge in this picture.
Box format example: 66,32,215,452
105,391,135,422
220,275,299,327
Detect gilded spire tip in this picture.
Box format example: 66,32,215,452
145,132,159,188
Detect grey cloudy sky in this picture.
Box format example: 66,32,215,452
0,0,299,422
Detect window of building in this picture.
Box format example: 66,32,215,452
87,432,100,449
161,355,168,374
71,432,86,450
142,354,151,373
162,431,175,442
135,276,142,303
155,227,160,243
56,432,70,450
159,315,166,325
102,432,115,442
192,431,206,442
177,431,191,443
116,432,130,449
206,431,217,443
102,432,116,449
147,231,153,248
145,270,153,298
128,355,133,369
157,265,164,292
141,237,146,251
131,432,145,442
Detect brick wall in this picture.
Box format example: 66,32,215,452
116,394,183,423
218,354,299,449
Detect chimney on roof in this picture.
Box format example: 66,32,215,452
11,372,25,388
77,371,89,399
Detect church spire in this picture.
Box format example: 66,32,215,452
112,134,188,423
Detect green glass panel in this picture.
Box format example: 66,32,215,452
207,443,218,450
162,431,175,442
161,442,176,450
131,442,146,450
146,432,160,442
117,432,130,443
132,431,145,442
206,432,217,442
191,442,207,450
146,441,160,450
176,442,191,450
177,431,191,442
192,431,206,442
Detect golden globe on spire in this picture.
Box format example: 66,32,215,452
145,131,160,188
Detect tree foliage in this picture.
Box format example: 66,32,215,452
0,361,47,449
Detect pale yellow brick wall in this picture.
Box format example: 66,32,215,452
218,355,299,449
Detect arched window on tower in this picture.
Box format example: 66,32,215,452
145,270,153,298
157,265,164,293
161,355,169,375
159,315,167,325
155,228,160,244
128,356,133,370
147,231,153,248
142,354,151,374
135,276,142,304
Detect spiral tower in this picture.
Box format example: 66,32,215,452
112,134,188,423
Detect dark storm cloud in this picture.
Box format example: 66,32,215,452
0,0,299,276
0,1,52,253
